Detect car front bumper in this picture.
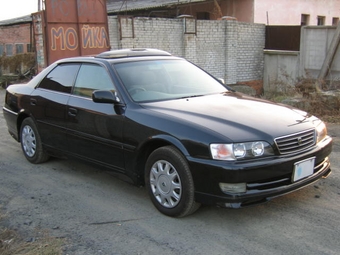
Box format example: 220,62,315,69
189,136,333,208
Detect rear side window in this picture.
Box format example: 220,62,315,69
38,64,80,93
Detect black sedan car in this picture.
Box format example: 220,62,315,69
3,48,332,217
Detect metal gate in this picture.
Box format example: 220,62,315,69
37,0,110,66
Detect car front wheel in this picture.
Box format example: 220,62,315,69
20,118,49,164
145,146,200,217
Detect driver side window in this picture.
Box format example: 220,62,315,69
73,64,115,98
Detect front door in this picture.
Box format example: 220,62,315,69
66,63,125,172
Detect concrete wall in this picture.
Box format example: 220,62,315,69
264,25,340,93
263,50,299,92
300,26,340,79
108,16,265,85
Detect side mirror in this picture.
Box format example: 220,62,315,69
92,90,120,104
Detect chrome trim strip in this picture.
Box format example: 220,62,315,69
2,106,18,116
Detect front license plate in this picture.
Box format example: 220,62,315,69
292,157,315,182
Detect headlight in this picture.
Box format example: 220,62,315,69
234,143,246,158
252,141,265,156
315,121,327,143
210,141,274,160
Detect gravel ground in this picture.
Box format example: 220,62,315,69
0,87,339,255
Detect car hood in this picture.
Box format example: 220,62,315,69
141,92,317,142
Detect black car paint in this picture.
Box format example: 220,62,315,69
2,53,332,210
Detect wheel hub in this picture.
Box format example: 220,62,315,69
157,175,171,194
149,160,182,208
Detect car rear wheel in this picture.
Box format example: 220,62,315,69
20,118,49,164
145,146,200,217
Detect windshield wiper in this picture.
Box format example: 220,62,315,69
177,94,205,99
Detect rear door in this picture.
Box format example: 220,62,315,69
66,63,125,172
30,63,80,152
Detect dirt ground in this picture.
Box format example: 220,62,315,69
0,87,339,255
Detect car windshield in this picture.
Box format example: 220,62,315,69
113,59,227,102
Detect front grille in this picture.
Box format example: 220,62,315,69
275,129,316,155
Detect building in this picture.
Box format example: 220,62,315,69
1,0,339,76
1,0,339,58
107,0,340,25
0,15,33,56
252,0,340,25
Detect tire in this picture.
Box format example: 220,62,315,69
145,146,200,217
20,117,49,164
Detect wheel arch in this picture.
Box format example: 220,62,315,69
16,111,32,142
133,134,190,186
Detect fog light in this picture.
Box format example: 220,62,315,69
219,183,246,194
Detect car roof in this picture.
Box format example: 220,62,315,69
55,48,177,64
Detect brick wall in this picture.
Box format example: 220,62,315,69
108,16,265,85
0,23,32,56
194,20,226,80
1,16,265,84
109,17,184,56
237,22,265,82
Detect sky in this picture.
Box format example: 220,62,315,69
0,0,39,21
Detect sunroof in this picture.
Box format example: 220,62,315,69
95,48,171,59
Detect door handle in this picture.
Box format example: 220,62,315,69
30,98,37,106
68,108,78,117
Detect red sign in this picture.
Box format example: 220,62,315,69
45,0,110,64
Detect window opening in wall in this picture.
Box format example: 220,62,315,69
317,16,325,26
301,14,310,26
6,44,13,56
197,12,210,20
118,16,135,40
16,44,24,54
27,44,32,52
0,45,4,56
332,17,339,26
184,17,197,34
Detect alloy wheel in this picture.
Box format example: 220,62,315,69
149,160,182,208
21,125,36,157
